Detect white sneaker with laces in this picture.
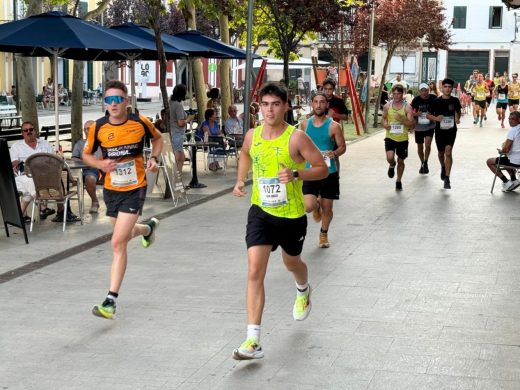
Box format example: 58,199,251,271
502,180,515,192
510,180,520,191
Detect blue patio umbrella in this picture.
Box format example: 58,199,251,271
111,23,232,59
111,23,259,60
171,30,259,60
0,12,187,147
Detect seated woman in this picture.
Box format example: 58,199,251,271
198,108,223,171
197,108,222,139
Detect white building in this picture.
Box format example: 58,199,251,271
436,0,520,85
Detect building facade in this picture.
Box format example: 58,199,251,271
437,0,520,86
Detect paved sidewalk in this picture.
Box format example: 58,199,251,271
2,110,520,389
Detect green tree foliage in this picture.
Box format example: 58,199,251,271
231,0,352,89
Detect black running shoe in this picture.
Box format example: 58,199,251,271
419,163,424,174
444,177,451,189
396,181,403,190
423,161,429,174
388,164,396,178
440,166,446,180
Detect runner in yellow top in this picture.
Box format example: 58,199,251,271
472,73,488,127
382,84,414,190
232,82,328,360
82,80,163,319
508,72,520,113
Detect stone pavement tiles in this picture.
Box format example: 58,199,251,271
1,111,520,389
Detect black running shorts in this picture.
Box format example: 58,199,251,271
475,100,486,109
435,130,457,151
302,172,340,200
414,129,434,144
384,138,408,160
497,102,508,110
246,205,307,256
103,187,147,218
496,156,520,167
508,99,519,106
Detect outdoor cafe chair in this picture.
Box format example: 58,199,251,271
25,153,83,232
207,135,234,173
490,151,520,194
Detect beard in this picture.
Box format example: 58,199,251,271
314,109,326,117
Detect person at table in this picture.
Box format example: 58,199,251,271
207,87,221,126
72,120,102,213
224,104,244,147
10,121,56,223
197,108,222,139
170,84,195,173
199,108,224,171
58,84,68,105
44,78,54,108
240,104,257,128
154,108,167,133
83,79,163,320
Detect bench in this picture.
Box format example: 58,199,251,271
41,124,73,143
0,105,22,128
0,124,73,147
0,127,24,143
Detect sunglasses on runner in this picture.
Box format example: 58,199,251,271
104,95,125,105
22,127,34,133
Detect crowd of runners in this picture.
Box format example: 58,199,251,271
65,72,520,362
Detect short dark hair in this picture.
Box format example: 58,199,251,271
207,88,220,99
171,84,187,102
259,82,288,103
322,78,336,89
442,78,455,86
204,108,215,121
104,80,127,95
391,84,404,93
21,121,34,129
312,92,327,101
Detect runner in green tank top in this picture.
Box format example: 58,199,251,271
382,84,414,190
232,82,328,360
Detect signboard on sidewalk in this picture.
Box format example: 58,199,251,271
0,139,29,244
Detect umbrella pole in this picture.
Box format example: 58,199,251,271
130,59,136,112
54,54,60,153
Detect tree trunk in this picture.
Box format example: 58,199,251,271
372,46,395,128
17,0,43,129
18,57,39,129
283,50,290,89
70,0,112,146
71,61,85,148
183,0,207,122
150,22,170,132
219,13,231,122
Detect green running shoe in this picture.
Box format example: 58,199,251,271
141,217,160,248
293,285,312,321
92,301,116,319
232,337,264,360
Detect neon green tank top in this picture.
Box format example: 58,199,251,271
474,84,487,101
250,125,306,218
385,101,409,142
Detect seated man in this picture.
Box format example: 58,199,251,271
10,121,55,223
486,110,520,192
72,120,102,213
224,104,244,147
